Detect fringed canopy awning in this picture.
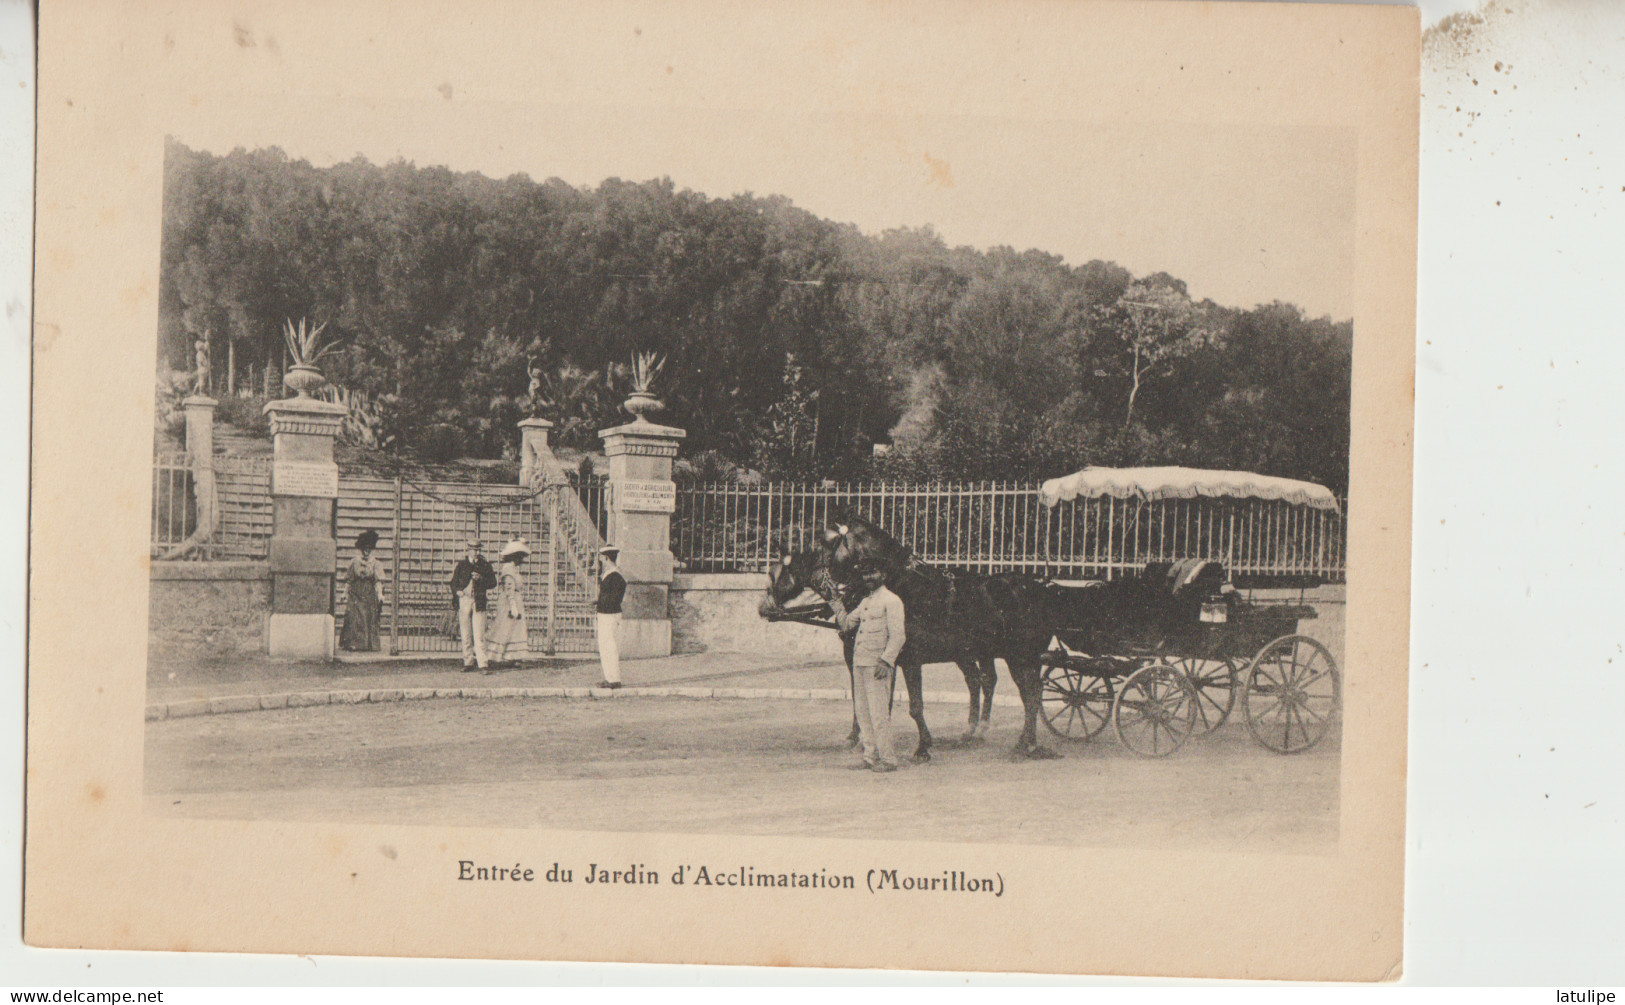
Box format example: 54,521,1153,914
1038,465,1340,512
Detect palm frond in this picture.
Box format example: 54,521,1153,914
631,351,667,393
283,318,340,367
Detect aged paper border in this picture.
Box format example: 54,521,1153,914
26,0,1416,979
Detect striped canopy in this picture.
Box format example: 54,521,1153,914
1038,466,1340,511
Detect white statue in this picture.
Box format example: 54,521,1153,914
193,337,210,395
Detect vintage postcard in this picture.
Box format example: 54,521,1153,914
26,0,1416,979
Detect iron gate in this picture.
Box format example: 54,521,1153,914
336,474,600,656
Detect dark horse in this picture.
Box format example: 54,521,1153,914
759,516,1060,761
759,546,997,760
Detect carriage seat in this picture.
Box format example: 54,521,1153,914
1147,558,1229,598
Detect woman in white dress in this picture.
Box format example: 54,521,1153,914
487,539,531,669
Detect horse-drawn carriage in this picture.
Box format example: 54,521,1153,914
759,465,1342,763
1034,466,1342,757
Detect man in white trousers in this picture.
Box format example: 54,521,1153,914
596,545,626,689
449,539,497,671
837,561,907,772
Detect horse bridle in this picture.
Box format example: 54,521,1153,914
761,552,840,628
764,525,934,629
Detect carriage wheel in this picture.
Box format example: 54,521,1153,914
1040,662,1113,740
1161,656,1241,735
1112,663,1198,757
1243,635,1341,754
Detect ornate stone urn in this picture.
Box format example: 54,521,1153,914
622,390,665,424
281,318,338,399
284,363,328,399
623,351,668,424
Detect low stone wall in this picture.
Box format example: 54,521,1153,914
670,572,840,659
149,562,271,661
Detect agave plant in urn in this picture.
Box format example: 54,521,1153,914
623,351,667,424
282,318,340,398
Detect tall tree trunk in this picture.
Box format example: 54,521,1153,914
1124,344,1143,429
227,340,235,396
812,388,823,466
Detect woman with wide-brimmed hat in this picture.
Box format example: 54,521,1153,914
486,539,532,669
339,529,384,652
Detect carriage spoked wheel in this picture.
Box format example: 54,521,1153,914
1040,659,1114,740
1111,662,1199,757
1243,634,1341,754
1158,655,1242,735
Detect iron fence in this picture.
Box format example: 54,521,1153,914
672,480,1346,581
156,457,1342,582
568,471,610,534
150,453,272,561
151,452,196,555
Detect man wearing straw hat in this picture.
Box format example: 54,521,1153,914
596,545,626,689
450,539,497,672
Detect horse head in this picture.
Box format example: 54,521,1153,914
823,513,911,584
758,545,839,620
759,517,912,622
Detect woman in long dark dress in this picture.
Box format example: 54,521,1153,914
340,530,384,651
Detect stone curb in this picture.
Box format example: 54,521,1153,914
145,685,1025,721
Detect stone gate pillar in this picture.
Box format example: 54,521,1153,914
518,417,556,488
598,417,685,658
182,395,218,541
263,397,348,658
182,394,218,458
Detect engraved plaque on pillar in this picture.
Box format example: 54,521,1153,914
617,479,676,513
272,459,339,498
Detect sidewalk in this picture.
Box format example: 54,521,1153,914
145,649,1013,719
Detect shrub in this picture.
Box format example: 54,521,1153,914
153,368,191,443
215,392,271,438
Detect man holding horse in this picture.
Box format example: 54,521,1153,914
836,560,907,773
762,516,1061,762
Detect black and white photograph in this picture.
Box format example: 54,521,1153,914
23,0,1416,980
143,121,1352,840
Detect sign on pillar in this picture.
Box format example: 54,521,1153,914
598,418,686,659
263,397,348,658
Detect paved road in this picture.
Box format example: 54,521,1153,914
146,695,1339,848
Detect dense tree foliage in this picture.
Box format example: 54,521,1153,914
158,140,1352,492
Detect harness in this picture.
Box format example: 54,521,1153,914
765,537,964,631
761,557,843,630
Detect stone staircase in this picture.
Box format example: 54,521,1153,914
524,485,600,654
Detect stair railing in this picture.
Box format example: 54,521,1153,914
531,454,605,612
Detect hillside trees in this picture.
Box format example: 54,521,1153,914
1086,277,1219,430
158,141,1352,491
